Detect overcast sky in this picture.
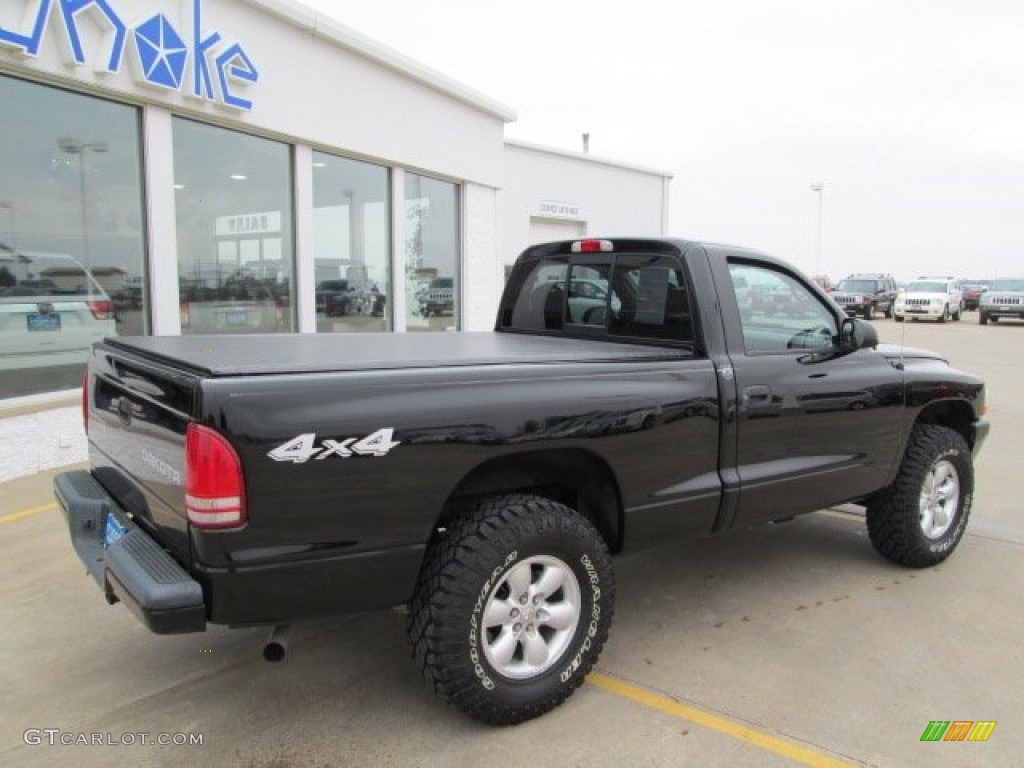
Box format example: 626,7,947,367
300,0,1024,282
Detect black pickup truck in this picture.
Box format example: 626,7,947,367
54,237,988,725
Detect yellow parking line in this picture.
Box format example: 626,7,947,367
0,503,56,524
587,672,857,768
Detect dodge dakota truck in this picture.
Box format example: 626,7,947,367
54,237,989,725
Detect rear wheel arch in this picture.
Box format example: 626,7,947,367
433,449,624,554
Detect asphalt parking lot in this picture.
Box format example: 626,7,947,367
2,314,1022,768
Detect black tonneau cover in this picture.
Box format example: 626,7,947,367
101,332,687,376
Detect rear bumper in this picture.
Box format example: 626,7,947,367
53,470,206,634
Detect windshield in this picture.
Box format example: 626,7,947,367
836,280,877,293
988,279,1024,292
906,281,947,293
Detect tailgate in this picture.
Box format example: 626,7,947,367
87,343,200,567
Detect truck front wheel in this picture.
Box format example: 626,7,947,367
407,494,614,725
866,425,972,567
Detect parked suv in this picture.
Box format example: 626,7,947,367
894,276,963,323
831,273,897,319
420,277,454,317
315,279,361,317
978,278,1024,325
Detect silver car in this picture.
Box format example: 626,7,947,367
979,278,1024,325
0,251,117,369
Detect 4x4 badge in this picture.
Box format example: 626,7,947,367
268,429,400,463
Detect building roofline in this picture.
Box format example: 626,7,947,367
245,0,517,123
504,138,674,179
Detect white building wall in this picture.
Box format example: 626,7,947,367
500,140,672,270
462,183,500,332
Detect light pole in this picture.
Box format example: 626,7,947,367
57,137,108,274
0,200,15,251
810,182,824,276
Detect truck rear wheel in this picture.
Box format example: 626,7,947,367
407,494,614,725
866,425,972,567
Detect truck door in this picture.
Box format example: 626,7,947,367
714,257,904,527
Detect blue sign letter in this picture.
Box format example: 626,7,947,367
216,42,258,110
58,0,126,72
192,0,220,101
0,0,53,56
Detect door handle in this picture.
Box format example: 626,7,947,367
742,385,771,403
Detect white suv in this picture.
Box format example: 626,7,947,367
0,251,117,368
893,276,963,323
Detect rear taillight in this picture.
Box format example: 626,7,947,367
87,299,115,319
185,424,246,530
81,368,89,436
180,302,191,328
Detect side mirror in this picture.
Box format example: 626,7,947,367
841,317,879,350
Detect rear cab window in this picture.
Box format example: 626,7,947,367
498,243,698,352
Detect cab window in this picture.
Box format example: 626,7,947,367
730,264,837,354
607,254,694,344
501,252,696,347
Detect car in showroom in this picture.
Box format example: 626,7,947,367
179,276,287,334
419,276,454,317
978,278,1024,324
830,273,898,319
315,279,362,317
0,250,117,368
893,276,963,323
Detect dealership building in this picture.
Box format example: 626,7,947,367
0,0,671,474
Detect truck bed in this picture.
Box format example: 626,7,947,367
102,331,690,376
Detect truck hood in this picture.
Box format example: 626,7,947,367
877,343,947,365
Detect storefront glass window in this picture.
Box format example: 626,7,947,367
0,75,146,399
173,119,293,335
405,174,459,332
312,152,391,331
